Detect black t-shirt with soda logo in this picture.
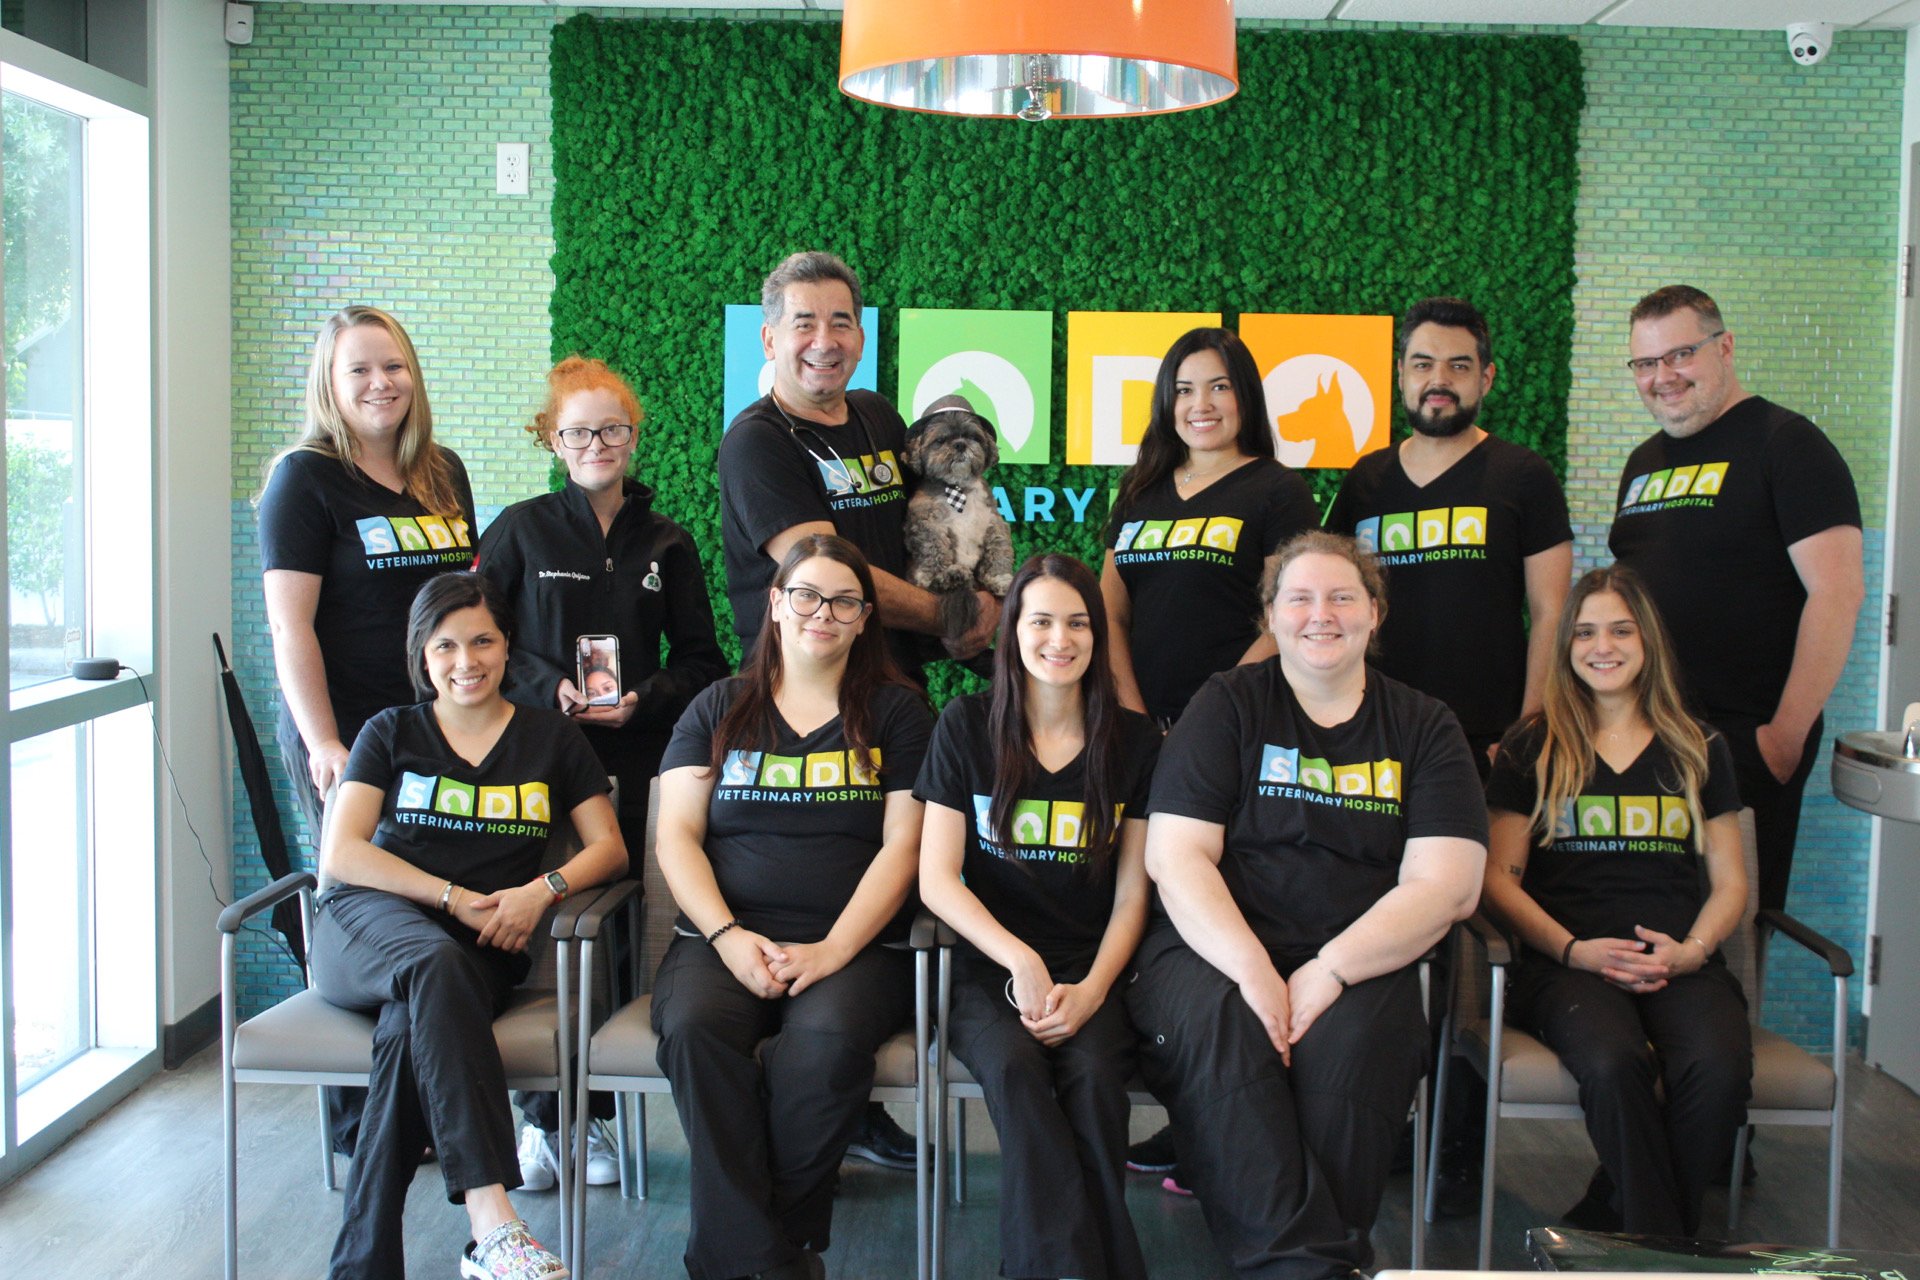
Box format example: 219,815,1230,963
914,693,1160,979
1105,459,1320,724
1486,716,1741,948
1326,435,1570,740
717,392,910,656
341,703,610,895
258,447,478,746
660,677,933,944
1607,396,1860,724
1146,661,1487,960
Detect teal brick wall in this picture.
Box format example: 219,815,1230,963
229,9,1902,1049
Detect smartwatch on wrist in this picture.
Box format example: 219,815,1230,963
543,870,569,901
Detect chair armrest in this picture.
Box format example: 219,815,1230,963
573,879,643,941
1465,912,1513,968
1758,908,1854,978
910,910,939,950
546,883,612,940
217,871,316,935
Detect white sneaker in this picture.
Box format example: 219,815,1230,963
585,1117,619,1187
517,1123,557,1192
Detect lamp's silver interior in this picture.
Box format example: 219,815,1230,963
842,53,1235,117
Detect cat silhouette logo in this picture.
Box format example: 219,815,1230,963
722,751,761,786
1261,745,1299,784
1239,313,1392,469
1373,758,1400,801
1202,517,1243,551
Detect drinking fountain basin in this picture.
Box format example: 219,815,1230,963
1833,721,1920,824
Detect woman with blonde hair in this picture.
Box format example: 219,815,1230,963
1483,562,1750,1234
259,306,477,1156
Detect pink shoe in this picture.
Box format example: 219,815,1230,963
1161,1173,1193,1197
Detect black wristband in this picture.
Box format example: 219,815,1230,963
1561,937,1579,966
707,918,740,945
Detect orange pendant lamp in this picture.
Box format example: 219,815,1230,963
839,0,1238,121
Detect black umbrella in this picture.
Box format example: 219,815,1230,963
213,632,305,972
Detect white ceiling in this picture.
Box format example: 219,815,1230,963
272,0,1920,24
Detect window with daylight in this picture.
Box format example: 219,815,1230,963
0,39,154,1182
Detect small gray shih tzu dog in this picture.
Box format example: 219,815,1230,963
900,393,1015,646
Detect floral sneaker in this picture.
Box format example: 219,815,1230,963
459,1218,567,1280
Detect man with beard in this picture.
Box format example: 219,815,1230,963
1609,285,1862,914
1328,297,1572,774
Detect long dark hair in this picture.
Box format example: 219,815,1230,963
405,572,512,698
709,534,919,777
987,554,1126,869
1114,327,1276,513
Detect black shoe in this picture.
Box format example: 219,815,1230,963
1431,1140,1482,1220
754,1250,825,1280
1561,1167,1623,1233
1126,1125,1176,1173
845,1103,916,1170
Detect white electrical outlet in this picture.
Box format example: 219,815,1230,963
496,143,530,196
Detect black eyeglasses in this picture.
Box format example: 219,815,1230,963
554,423,635,449
782,586,869,623
1625,331,1724,377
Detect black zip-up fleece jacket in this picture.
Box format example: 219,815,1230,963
476,477,727,779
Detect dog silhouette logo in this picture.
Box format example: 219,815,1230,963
1202,517,1243,551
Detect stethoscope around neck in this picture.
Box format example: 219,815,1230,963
767,393,894,492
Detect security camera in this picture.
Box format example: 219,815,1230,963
1787,22,1832,67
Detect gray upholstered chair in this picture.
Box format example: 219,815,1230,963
217,798,595,1280
1430,809,1851,1265
564,778,935,1280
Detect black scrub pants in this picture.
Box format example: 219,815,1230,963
1714,712,1822,913
651,934,914,1280
947,965,1147,1280
1125,938,1426,1280
311,886,527,1280
1508,959,1751,1236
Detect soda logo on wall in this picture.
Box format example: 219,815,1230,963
721,303,882,432
897,308,1052,465
717,304,1393,471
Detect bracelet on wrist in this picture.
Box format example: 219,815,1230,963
1321,959,1348,991
438,881,455,913
1561,937,1579,966
1685,934,1709,953
706,918,740,945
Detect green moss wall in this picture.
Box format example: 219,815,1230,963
227,6,1901,1051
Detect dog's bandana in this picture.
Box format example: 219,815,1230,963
942,483,968,514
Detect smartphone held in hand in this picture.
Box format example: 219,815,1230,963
577,634,621,707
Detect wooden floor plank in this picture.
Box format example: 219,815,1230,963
0,1046,1914,1275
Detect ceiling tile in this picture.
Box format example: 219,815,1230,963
1600,0,1893,28
1335,0,1609,23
